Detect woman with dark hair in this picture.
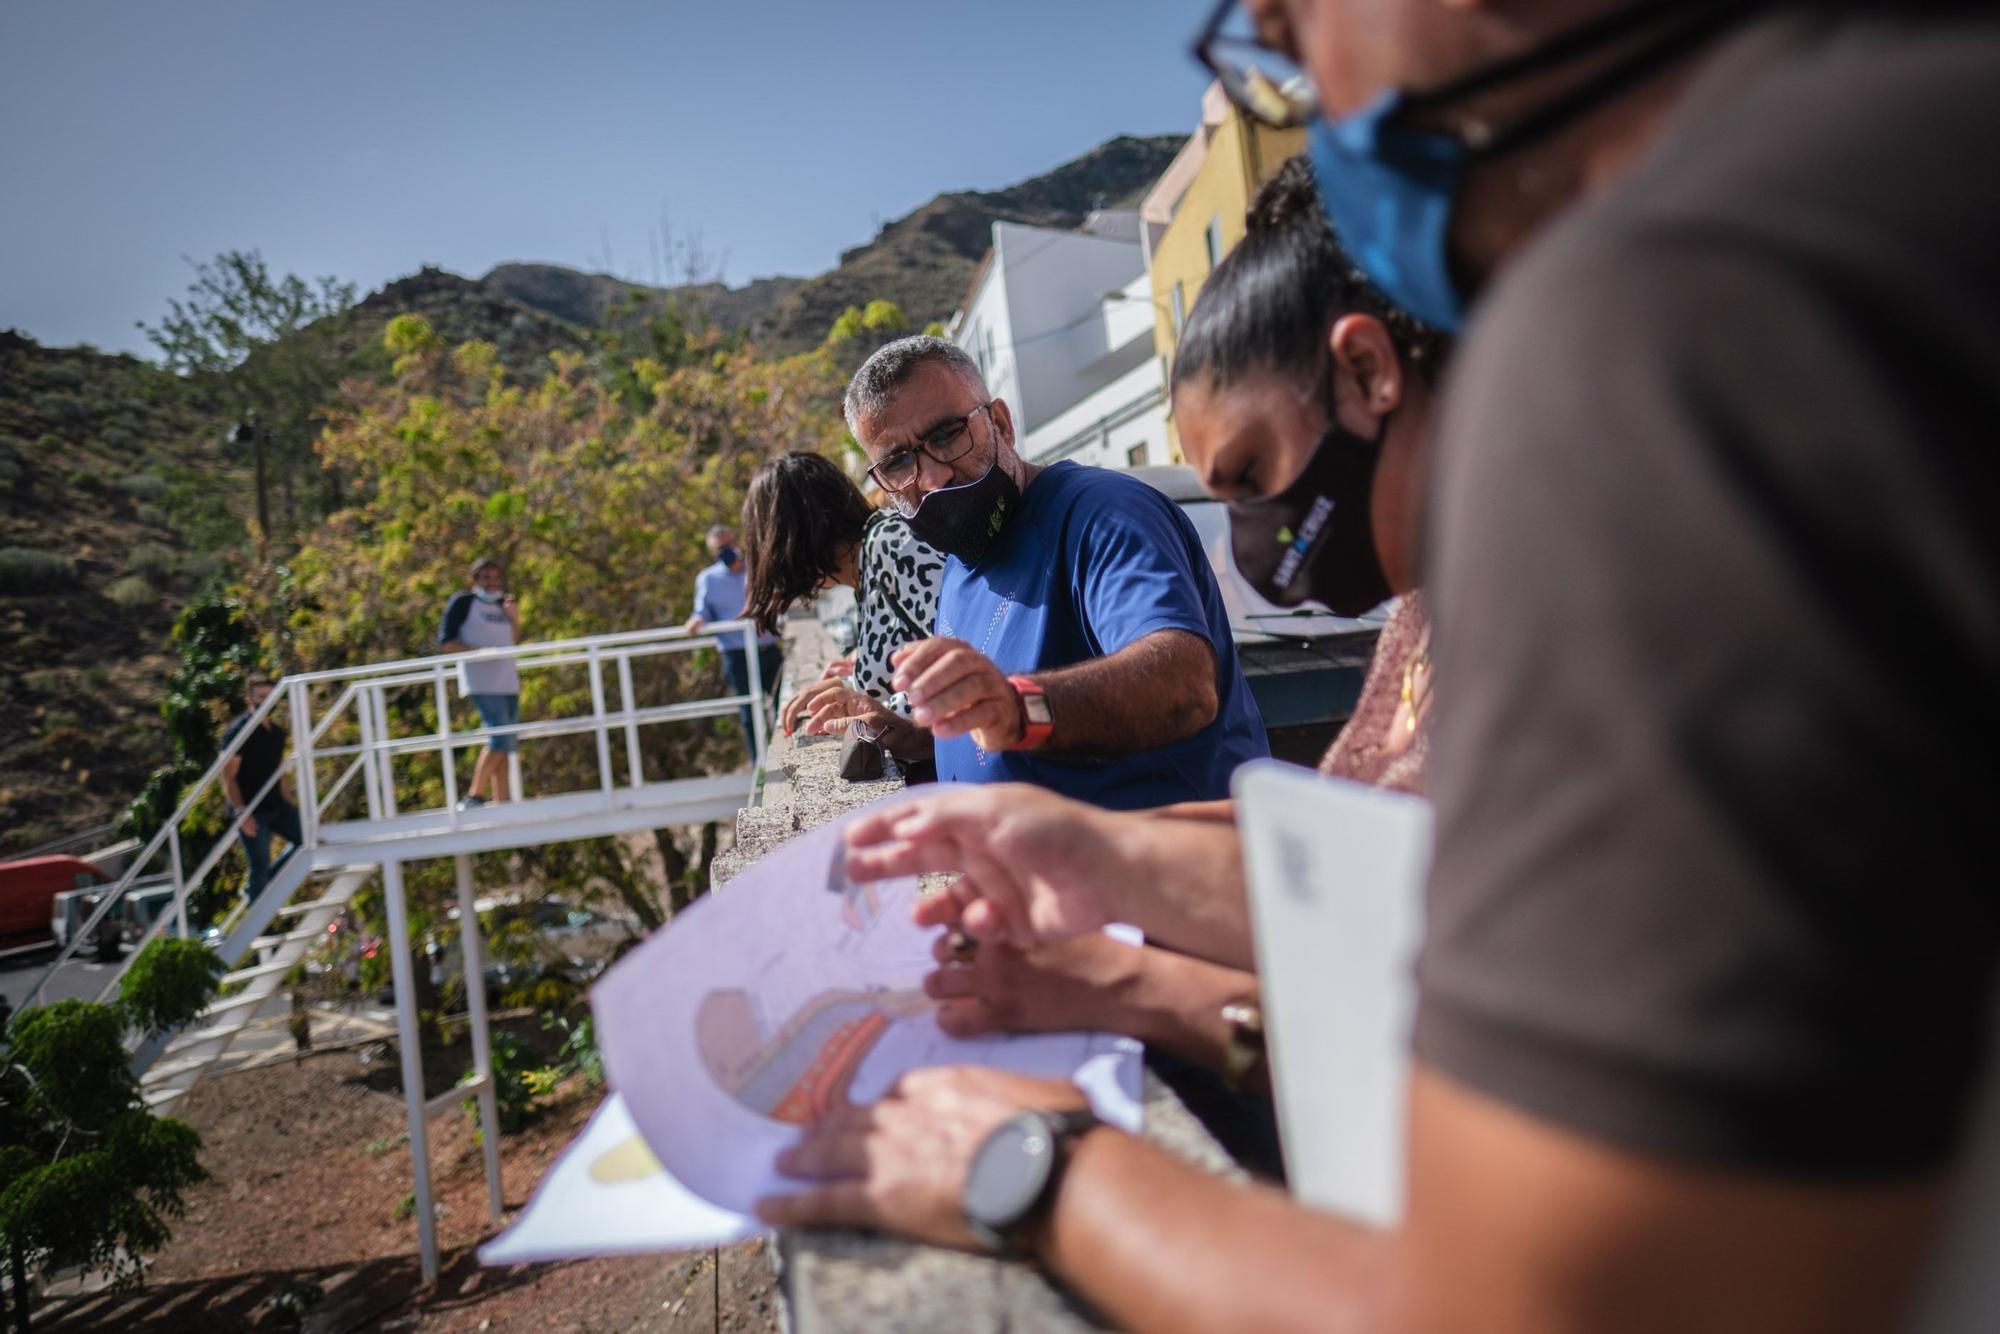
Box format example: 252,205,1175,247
738,450,944,738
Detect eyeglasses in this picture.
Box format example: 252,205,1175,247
1193,0,1318,130
866,401,995,493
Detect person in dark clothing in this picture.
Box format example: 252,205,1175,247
221,676,302,899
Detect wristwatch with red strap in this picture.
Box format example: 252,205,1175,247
1006,675,1053,751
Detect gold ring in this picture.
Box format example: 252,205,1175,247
946,930,978,964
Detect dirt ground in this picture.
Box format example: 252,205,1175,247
38,1043,779,1333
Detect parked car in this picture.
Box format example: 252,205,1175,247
2,855,111,953
51,879,177,962
1131,465,1385,766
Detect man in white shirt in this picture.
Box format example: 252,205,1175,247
437,556,520,806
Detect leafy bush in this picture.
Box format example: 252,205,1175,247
99,425,136,452
21,668,66,695
35,433,64,451
465,1029,545,1137
545,1011,604,1089
35,391,86,421
116,472,168,502
35,365,85,391
135,503,168,527
128,541,175,582
41,709,81,733
108,574,155,609
0,546,76,593
67,468,103,492
118,937,226,1037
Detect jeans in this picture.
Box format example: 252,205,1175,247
238,797,304,899
721,646,784,755
469,692,521,754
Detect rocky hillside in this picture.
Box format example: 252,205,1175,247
484,133,1185,354
0,332,235,852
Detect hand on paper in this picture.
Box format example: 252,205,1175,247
925,934,1147,1040
755,1066,1092,1250
844,785,1131,946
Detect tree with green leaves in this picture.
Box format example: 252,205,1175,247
0,938,223,1331
139,250,357,546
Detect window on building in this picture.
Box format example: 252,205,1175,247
1171,282,1186,338
1206,214,1224,271
1127,441,1151,468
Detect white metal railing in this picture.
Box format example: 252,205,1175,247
24,622,767,1010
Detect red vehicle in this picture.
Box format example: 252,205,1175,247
0,855,109,950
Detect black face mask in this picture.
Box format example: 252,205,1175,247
1227,417,1392,616
900,457,1020,566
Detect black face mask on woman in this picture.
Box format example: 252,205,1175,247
898,456,1021,566
1227,414,1392,616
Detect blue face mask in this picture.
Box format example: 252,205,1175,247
1303,0,1757,336
1308,93,1472,333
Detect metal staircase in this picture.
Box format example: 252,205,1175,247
135,862,376,1112
18,621,771,1282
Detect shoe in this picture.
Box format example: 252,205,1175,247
457,795,488,811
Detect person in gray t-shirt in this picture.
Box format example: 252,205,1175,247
438,556,521,807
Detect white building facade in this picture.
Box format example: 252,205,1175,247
950,213,1169,471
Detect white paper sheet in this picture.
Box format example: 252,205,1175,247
479,1092,759,1264
485,797,1143,1260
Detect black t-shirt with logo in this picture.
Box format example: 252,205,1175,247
1419,10,2000,1176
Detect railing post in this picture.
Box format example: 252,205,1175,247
746,628,769,765
588,646,614,802
435,668,459,823
381,857,439,1285
291,678,319,853
169,825,187,940
373,686,400,819
456,854,504,1224
359,687,384,822
617,653,644,789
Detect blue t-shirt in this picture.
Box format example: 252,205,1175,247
933,462,1268,809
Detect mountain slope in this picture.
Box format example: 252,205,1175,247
483,133,1185,355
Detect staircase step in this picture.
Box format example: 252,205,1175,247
275,890,361,918
221,956,306,986
141,1052,215,1085
165,1020,252,1052
202,986,281,1016
250,924,330,954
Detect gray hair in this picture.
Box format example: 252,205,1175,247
843,335,987,437
706,524,734,542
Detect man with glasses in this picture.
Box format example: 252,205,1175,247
832,335,1267,808
760,2,2000,1330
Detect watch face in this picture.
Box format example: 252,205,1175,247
963,1113,1056,1231
1023,695,1053,725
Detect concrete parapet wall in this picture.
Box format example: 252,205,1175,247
718,614,1240,1332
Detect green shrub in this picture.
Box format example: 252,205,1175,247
80,665,110,692
21,668,66,695
36,432,64,450
35,391,86,421
118,937,225,1037
100,425,136,452
42,709,80,732
116,471,166,501
67,468,104,492
109,574,155,609
184,552,227,585
35,365,85,391
129,541,175,582
0,546,76,593
135,503,168,527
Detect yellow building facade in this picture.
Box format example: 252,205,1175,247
1143,84,1305,459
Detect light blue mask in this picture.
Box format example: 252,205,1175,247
1308,92,1472,333
1303,0,1758,336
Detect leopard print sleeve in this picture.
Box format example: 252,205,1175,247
854,511,945,716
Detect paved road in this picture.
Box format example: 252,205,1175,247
0,946,115,1013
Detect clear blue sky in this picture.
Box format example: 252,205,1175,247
0,0,1219,357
